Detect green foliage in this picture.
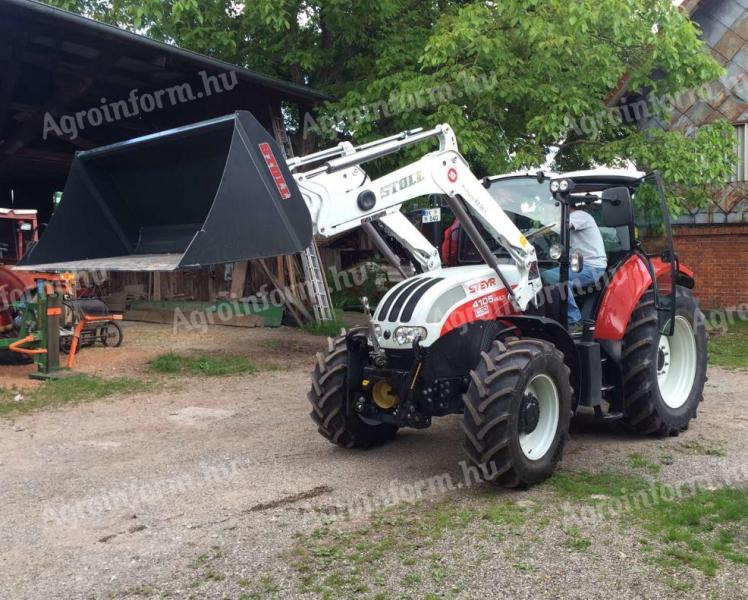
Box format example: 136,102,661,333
149,352,258,376
0,374,149,416
328,263,395,312
45,0,735,212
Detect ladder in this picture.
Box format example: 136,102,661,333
270,108,334,323
301,241,334,323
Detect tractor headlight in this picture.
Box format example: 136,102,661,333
393,326,427,345
374,324,382,339
549,243,563,261
550,178,575,194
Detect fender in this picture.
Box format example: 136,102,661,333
595,254,695,341
495,315,581,409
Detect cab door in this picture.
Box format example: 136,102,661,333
635,172,678,336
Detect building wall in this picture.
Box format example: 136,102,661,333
666,0,748,308
674,225,748,309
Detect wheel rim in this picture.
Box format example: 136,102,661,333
657,315,697,409
519,374,560,461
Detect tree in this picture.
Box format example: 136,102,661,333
46,0,735,212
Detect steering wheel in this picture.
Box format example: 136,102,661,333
525,223,557,240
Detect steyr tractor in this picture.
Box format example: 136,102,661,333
19,112,707,487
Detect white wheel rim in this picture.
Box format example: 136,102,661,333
657,316,697,409
519,374,560,461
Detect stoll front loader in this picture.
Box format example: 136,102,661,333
19,111,707,487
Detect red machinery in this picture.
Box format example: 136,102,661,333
0,208,38,265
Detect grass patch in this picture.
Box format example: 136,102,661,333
238,574,279,599
563,527,592,552
0,374,149,416
637,486,748,576
708,319,748,369
545,470,651,501
290,496,534,597
149,353,257,377
628,452,662,475
300,309,346,337
548,470,748,576
675,438,727,457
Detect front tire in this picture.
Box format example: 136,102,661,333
308,333,398,449
462,337,572,488
622,286,707,435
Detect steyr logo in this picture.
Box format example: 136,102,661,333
380,172,424,198
464,277,497,295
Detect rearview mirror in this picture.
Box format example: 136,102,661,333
600,186,634,227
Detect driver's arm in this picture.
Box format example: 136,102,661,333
569,211,593,231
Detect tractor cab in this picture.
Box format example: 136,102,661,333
442,169,680,337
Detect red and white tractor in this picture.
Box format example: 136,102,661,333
18,112,706,487
300,133,706,488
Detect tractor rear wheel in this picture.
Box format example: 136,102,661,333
462,337,572,488
308,333,398,449
622,286,707,435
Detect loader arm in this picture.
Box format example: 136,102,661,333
18,109,539,310
291,124,542,309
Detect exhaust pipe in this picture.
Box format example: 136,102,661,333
17,111,312,271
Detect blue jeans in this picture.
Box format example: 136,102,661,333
543,266,606,325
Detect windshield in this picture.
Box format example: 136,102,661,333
488,177,560,233
458,177,561,263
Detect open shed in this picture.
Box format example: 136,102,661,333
0,0,328,224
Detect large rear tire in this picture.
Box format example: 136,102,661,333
308,333,398,449
462,337,572,488
622,286,707,435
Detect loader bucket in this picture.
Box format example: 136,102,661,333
17,111,312,272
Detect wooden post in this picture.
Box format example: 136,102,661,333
230,261,249,299
153,272,162,301
276,256,285,288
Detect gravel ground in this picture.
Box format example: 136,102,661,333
0,322,746,599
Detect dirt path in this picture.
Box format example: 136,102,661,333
0,323,746,599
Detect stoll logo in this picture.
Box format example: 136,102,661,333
380,171,425,198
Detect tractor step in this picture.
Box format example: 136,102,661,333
594,405,624,421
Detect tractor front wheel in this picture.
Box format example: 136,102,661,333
462,337,572,488
308,333,398,449
622,286,707,435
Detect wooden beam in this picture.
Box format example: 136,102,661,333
230,261,249,299
257,259,313,326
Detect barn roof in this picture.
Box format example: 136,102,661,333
0,0,328,193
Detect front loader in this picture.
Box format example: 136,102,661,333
19,111,707,487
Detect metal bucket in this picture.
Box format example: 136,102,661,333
18,111,312,271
